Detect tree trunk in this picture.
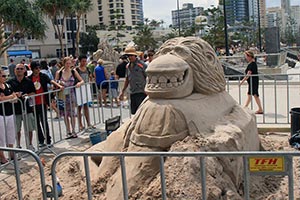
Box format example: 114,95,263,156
75,15,81,57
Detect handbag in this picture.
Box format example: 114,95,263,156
105,116,121,133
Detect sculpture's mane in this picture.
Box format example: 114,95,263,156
155,37,226,94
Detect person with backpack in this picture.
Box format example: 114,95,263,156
55,57,84,139
75,55,95,131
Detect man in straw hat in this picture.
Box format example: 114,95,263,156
119,47,147,114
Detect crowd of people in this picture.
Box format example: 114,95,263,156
0,47,154,162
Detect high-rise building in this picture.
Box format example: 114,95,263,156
259,0,267,28
171,3,204,28
225,0,249,25
281,0,291,13
291,5,300,33
266,7,282,28
87,0,144,28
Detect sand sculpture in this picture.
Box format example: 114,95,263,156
84,37,260,199
92,39,120,64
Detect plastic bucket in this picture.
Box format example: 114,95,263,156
89,132,107,145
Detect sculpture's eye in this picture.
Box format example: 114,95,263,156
173,46,190,60
160,47,172,55
206,51,216,64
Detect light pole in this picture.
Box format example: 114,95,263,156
177,0,181,36
223,0,229,56
257,0,262,52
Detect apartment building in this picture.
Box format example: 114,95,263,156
171,3,204,28
87,0,144,28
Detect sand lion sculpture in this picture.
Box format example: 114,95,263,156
82,37,260,199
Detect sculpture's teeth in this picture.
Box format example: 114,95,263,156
170,77,177,83
147,71,186,90
159,76,167,83
160,83,166,88
151,76,157,84
179,75,183,81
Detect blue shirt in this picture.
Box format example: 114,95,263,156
94,65,106,85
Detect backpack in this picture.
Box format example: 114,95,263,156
58,69,79,86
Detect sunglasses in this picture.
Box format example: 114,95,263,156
16,68,24,70
1,75,6,78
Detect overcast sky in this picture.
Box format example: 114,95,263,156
143,0,300,26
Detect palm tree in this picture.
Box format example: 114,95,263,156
72,0,93,56
36,0,73,57
133,25,156,51
0,0,46,56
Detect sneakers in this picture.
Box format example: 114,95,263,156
39,143,46,148
66,133,78,139
28,145,35,152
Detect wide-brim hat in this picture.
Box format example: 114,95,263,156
124,47,138,56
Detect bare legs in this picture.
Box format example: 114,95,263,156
78,105,92,130
98,89,107,106
244,94,263,113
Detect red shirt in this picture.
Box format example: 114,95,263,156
32,75,45,105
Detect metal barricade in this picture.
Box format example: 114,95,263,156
0,147,47,200
50,151,297,200
225,73,300,125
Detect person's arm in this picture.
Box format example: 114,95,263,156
50,80,64,90
239,70,252,86
74,70,84,88
118,77,129,101
0,92,17,101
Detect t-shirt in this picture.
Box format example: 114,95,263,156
32,75,45,105
245,62,258,84
126,60,147,94
94,65,106,86
8,63,16,79
0,84,14,116
7,77,36,114
116,61,127,78
76,67,90,83
110,76,118,89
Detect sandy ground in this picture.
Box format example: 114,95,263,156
0,131,298,200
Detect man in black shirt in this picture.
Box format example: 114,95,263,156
116,55,128,79
7,64,36,151
116,55,128,104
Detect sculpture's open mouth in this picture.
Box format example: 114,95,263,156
146,69,188,90
145,54,193,99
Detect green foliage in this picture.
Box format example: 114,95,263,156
0,0,46,56
133,25,157,51
202,7,225,49
36,0,74,57
79,26,99,55
72,0,93,56
283,16,297,45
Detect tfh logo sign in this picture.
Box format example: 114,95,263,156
249,157,284,172
254,158,278,165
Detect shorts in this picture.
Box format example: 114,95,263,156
16,113,36,133
109,88,119,98
97,83,108,90
0,115,16,146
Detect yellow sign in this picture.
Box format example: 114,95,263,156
249,157,284,172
